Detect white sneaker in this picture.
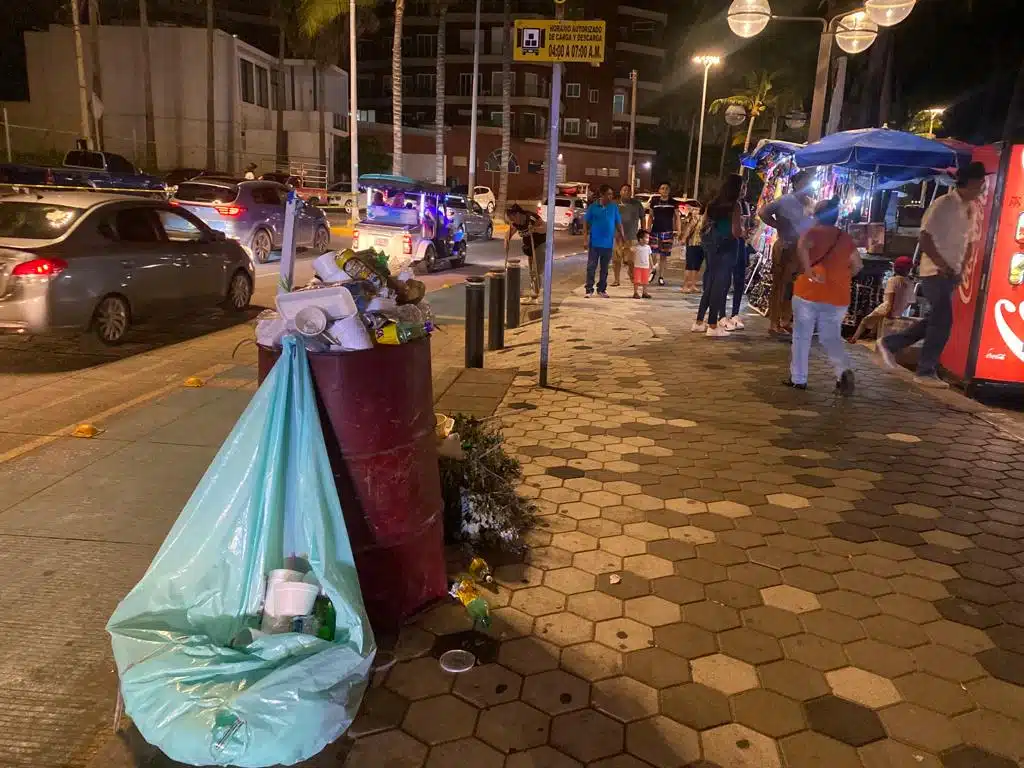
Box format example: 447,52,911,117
730,316,745,330
720,317,737,331
706,326,731,338
691,321,708,333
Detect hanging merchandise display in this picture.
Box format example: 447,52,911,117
107,336,375,767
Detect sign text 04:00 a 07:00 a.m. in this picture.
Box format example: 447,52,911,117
513,20,606,65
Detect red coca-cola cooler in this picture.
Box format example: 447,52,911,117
941,143,1024,393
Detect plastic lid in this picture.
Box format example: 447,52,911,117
439,649,476,673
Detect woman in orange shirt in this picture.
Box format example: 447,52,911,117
785,198,863,394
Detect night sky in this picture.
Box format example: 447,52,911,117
2,0,1022,144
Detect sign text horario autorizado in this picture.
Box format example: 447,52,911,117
513,19,606,64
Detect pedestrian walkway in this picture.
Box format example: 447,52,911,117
349,280,1024,768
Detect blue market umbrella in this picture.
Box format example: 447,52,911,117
794,128,960,174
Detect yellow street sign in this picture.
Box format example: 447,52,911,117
514,20,606,64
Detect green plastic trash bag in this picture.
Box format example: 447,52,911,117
107,336,375,767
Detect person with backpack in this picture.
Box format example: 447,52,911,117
785,198,862,394
692,174,745,337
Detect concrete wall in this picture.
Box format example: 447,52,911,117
2,24,346,178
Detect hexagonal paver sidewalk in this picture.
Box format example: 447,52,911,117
343,277,1024,767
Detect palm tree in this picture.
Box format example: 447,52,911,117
496,0,511,218
206,0,216,169
391,0,406,174
709,70,781,155
434,1,448,184
139,0,157,168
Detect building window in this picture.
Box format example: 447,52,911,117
402,75,412,94
522,112,538,137
269,68,280,110
356,109,376,122
490,71,515,96
416,34,437,57
490,26,504,55
608,167,620,177
490,111,503,125
255,66,269,107
589,88,599,104
382,76,392,95
458,72,475,97
459,29,482,53
524,72,539,98
358,73,374,97
613,93,626,114
416,73,436,94
585,167,596,176
586,121,598,139
563,118,580,136
565,83,581,99
239,59,255,104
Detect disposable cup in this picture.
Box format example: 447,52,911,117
267,569,303,585
268,581,319,618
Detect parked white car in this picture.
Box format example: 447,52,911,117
470,186,496,213
537,196,586,235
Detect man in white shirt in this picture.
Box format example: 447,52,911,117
878,162,987,387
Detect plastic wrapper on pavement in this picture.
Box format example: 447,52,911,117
257,337,448,631
106,336,375,767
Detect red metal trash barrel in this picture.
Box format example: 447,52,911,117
257,338,447,632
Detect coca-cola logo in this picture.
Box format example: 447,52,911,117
958,190,989,305
993,299,1024,363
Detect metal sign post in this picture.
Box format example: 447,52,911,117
278,191,299,295
517,11,605,387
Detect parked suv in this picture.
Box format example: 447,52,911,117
171,179,331,263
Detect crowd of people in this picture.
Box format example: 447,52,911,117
502,159,987,397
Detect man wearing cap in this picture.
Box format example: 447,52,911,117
877,162,987,387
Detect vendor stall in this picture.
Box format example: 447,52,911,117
744,129,967,331
941,142,1024,393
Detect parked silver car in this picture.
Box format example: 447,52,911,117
171,179,332,263
444,194,494,239
0,191,254,344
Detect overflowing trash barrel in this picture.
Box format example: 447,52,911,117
257,338,447,631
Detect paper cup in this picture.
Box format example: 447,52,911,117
268,581,319,618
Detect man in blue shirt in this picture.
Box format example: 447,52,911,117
583,184,626,297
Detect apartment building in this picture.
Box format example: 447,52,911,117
3,23,348,175
355,0,667,189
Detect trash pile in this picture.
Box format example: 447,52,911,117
230,561,338,645
256,248,434,352
448,555,498,630
437,413,537,554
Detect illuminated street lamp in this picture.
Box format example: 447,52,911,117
835,12,878,54
692,54,721,200
926,107,944,136
725,0,914,142
727,0,771,39
864,0,917,27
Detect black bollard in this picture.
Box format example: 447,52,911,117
506,259,521,329
465,276,485,368
487,270,506,351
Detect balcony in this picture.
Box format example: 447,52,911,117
617,4,669,23
613,77,663,93
612,112,660,127
614,41,665,59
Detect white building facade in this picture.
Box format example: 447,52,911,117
3,23,348,179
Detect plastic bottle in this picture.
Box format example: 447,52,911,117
313,595,336,641
374,321,433,345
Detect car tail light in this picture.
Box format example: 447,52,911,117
402,233,413,255
215,205,245,217
352,230,360,249
12,257,68,277
168,199,180,206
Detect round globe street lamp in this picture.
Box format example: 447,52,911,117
864,0,916,27
692,55,721,200
835,11,879,55
727,0,771,39
724,104,748,127
724,2,914,143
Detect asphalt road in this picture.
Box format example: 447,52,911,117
0,231,584,451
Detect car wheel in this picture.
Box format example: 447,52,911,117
92,295,130,345
313,226,331,254
250,229,273,264
424,244,437,273
484,223,493,240
223,271,252,311
345,199,354,214
486,201,495,214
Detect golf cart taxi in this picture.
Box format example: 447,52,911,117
351,174,467,274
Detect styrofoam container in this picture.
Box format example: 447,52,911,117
328,315,372,351
276,286,357,323
267,569,303,585
267,581,319,618
313,252,350,283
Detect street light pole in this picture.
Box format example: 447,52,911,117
467,0,482,193
627,69,637,191
692,55,718,201
349,0,359,225
70,0,93,149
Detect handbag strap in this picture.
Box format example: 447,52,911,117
809,228,843,268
